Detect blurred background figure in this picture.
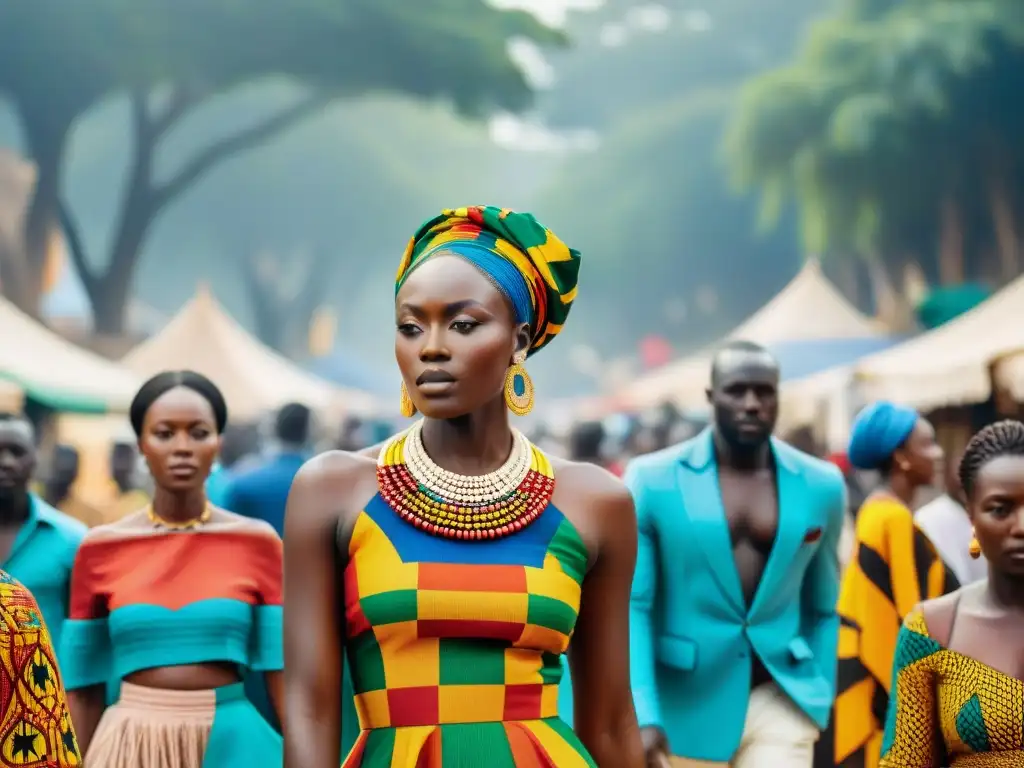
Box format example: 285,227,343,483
205,422,260,507
0,413,85,659
915,447,987,586
567,419,606,467
220,402,312,535
42,443,105,527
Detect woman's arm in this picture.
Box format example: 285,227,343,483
568,469,645,767
282,455,356,768
67,686,105,755
265,671,284,731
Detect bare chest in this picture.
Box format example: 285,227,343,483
718,471,779,549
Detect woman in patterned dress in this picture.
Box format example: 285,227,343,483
0,570,79,766
881,420,1024,766
283,207,644,767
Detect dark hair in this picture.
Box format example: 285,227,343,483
274,402,312,445
958,419,1024,498
0,411,35,442
129,371,228,437
569,421,604,461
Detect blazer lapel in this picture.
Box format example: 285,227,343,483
676,430,746,616
749,440,806,620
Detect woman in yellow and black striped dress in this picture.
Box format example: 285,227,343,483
814,401,958,768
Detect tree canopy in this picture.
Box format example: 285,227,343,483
0,0,560,331
725,0,1024,296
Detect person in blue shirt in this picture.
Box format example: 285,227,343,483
220,402,311,731
220,403,312,535
205,422,261,508
0,412,86,658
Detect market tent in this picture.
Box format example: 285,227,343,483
855,274,1024,409
0,296,140,412
122,286,376,421
622,259,885,409
0,379,23,411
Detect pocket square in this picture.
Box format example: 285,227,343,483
803,527,823,543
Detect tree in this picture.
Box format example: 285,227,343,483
0,0,560,330
537,89,800,355
725,0,1024,298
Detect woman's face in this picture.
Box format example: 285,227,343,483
969,454,1024,577
138,386,221,492
893,417,943,487
395,255,530,420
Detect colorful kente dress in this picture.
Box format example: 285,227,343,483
815,495,958,768
0,570,80,767
880,606,1024,766
342,443,595,766
58,512,283,768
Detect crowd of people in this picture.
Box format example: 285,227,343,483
0,205,1020,767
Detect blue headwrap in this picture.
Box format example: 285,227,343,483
426,241,533,326
847,401,918,470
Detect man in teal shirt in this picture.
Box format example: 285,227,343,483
0,413,86,656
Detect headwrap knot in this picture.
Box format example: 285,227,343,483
847,401,918,470
395,206,581,356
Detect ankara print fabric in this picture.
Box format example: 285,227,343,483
0,570,79,767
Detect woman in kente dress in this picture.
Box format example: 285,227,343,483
816,401,958,768
881,420,1024,766
60,372,283,767
0,570,79,766
283,206,644,767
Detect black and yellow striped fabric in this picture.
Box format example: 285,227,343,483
814,494,959,768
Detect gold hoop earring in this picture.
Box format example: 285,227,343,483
400,381,417,418
504,359,534,416
968,530,982,560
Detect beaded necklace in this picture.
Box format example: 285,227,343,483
376,421,555,540
147,503,212,531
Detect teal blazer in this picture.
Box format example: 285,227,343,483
560,429,845,762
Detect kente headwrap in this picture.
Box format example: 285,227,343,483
395,206,581,356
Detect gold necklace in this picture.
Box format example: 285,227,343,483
147,504,212,530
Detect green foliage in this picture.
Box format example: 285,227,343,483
0,0,559,120
538,89,799,353
725,0,1024,278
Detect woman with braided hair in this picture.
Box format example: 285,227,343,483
880,419,1024,766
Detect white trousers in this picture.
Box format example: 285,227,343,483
668,683,818,768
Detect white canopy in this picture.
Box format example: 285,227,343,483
0,295,140,412
122,286,376,421
623,259,881,409
855,274,1024,410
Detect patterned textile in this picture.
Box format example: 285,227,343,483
395,206,581,355
0,570,80,766
341,476,595,765
880,607,1023,766
814,495,958,768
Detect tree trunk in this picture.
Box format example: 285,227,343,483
938,195,965,285
87,193,154,335
987,173,1020,282
15,112,71,317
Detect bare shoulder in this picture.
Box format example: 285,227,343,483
285,450,379,540
550,457,636,564
84,509,150,539
292,449,376,493
552,457,633,514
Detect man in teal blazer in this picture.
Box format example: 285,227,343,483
628,342,846,766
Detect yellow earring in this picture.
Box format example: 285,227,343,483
968,530,982,560
399,381,417,418
504,358,534,416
